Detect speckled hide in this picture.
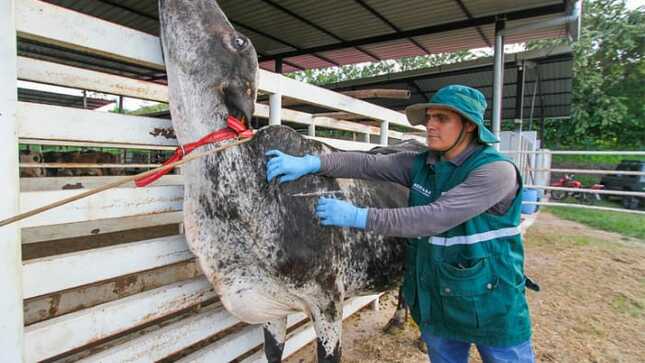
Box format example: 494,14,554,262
159,1,420,361
184,126,412,360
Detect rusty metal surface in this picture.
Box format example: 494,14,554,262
24,260,200,325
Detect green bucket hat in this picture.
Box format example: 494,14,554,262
405,84,499,144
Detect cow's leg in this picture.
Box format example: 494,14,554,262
383,285,407,335
310,300,343,363
263,317,287,363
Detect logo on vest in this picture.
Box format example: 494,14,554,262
412,183,432,198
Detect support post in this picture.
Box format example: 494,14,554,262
118,95,124,113
537,68,546,143
514,61,526,176
269,93,282,125
269,58,283,126
82,89,87,109
492,19,505,150
363,132,370,143
275,57,283,74
308,120,315,136
379,120,389,145
0,1,25,361
535,149,552,196
514,61,525,125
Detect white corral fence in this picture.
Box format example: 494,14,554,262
499,136,645,216
1,1,425,362
500,130,541,185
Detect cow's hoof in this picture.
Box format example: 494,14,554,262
382,317,406,335
416,336,428,353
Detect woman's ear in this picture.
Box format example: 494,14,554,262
464,120,477,133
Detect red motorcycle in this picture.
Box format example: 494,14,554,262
550,174,604,204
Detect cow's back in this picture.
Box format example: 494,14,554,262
204,126,413,298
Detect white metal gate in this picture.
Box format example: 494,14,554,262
1,1,425,361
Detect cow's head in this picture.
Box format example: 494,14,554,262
19,150,45,177
159,0,258,143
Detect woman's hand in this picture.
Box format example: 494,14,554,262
265,150,320,183
315,197,367,229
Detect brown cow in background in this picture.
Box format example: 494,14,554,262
20,149,139,178
42,150,125,177
19,149,45,177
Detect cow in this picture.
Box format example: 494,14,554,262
19,149,45,178
43,151,66,177
159,1,423,361
43,150,124,177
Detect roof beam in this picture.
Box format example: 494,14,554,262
453,0,492,47
94,0,158,25
259,3,565,62
94,1,307,73
408,80,429,102
259,53,304,72
323,49,572,89
416,76,572,94
352,0,431,55
229,20,338,68
257,0,382,62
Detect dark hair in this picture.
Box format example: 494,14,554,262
459,116,484,145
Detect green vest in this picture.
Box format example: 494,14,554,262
402,146,531,347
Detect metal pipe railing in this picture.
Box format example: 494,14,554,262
530,168,645,176
525,184,645,198
501,150,645,155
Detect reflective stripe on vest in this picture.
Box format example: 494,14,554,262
429,226,520,247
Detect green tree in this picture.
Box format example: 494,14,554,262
287,50,476,85
530,0,644,149
127,103,169,115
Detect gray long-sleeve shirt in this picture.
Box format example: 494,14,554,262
319,143,519,238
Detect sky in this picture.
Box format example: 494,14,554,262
626,0,645,9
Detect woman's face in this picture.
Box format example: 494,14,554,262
424,107,475,151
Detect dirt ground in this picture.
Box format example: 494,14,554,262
285,213,645,362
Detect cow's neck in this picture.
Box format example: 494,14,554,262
178,113,247,189
166,67,229,144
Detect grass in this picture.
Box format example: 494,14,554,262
544,199,645,240
525,224,608,249
610,293,644,319
551,154,645,166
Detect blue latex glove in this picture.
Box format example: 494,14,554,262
315,197,368,229
265,150,320,184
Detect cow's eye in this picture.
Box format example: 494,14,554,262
231,36,248,51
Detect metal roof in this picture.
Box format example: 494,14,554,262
23,0,576,80
290,46,574,121
18,88,115,110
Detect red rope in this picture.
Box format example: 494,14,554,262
135,115,253,187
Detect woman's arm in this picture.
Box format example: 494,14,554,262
366,161,519,238
319,151,419,187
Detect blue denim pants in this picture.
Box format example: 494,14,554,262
421,329,535,363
